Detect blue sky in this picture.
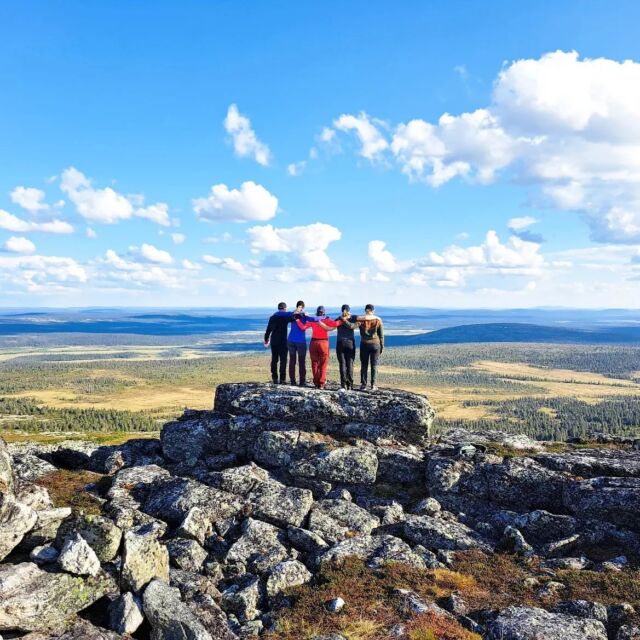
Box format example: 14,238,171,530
2,1,640,307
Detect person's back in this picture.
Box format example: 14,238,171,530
358,304,384,391
264,303,292,384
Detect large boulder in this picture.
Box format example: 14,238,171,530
487,606,607,640
403,514,492,552
0,496,37,560
56,514,123,563
121,524,169,592
319,534,426,569
0,562,116,632
308,499,380,544
214,383,435,444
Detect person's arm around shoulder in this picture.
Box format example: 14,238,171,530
296,318,310,331
264,315,274,347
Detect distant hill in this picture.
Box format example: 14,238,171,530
385,322,640,346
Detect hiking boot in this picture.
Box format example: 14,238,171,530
370,385,378,392
359,384,367,391
290,380,297,386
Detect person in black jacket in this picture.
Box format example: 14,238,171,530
334,304,358,390
264,302,293,384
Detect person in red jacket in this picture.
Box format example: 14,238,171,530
295,305,341,389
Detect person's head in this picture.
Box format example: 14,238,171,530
316,305,325,316
277,302,287,311
341,304,350,318
296,300,305,312
365,303,375,314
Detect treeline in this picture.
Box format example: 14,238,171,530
436,396,640,441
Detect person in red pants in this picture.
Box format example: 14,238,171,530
295,306,341,388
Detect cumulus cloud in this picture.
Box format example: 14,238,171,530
0,209,74,234
368,240,400,273
0,254,87,292
334,113,388,160
329,51,640,244
3,236,36,254
202,255,246,272
193,181,278,223
508,216,538,230
247,222,346,281
129,243,174,265
182,259,200,271
10,187,50,213
224,104,272,166
60,167,170,226
86,227,97,239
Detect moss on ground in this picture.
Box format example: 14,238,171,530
36,469,105,515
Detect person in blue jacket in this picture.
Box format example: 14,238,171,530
287,300,310,386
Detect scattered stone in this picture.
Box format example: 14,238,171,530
266,560,312,598
56,514,123,563
403,514,492,551
29,543,59,565
499,525,534,555
58,533,101,577
308,499,380,543
413,497,441,516
121,523,169,592
221,574,263,622
167,537,208,572
326,597,345,613
108,592,144,634
176,506,212,545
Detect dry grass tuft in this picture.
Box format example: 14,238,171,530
36,469,104,515
405,612,481,640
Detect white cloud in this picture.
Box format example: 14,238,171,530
247,222,346,281
132,243,174,265
329,51,640,244
86,227,97,239
320,127,336,143
3,236,36,254
368,240,400,273
203,255,246,272
135,203,170,226
508,216,538,230
0,209,74,234
171,233,186,245
334,113,388,160
193,181,278,223
287,161,306,177
182,259,200,271
10,187,49,213
60,167,170,226
0,254,87,292
223,104,272,166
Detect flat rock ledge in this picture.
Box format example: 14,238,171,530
1,382,639,639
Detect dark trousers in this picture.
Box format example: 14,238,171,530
288,341,307,385
360,341,381,387
270,342,288,382
336,338,356,388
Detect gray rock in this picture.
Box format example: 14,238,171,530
21,506,72,550
144,578,236,640
58,533,102,577
161,413,229,463
56,514,123,563
214,383,435,445
376,447,424,484
109,592,144,634
248,480,314,528
536,448,640,478
0,496,37,560
144,477,243,525
0,561,115,632
617,626,640,640
326,597,345,613
177,506,213,545
226,519,288,573
487,606,607,639
23,618,130,639
266,560,312,598
403,514,492,551
413,497,442,516
564,477,640,532
15,480,52,510
308,499,380,543
287,526,329,553
252,430,299,468
221,574,263,622
9,452,56,482
553,600,608,623
319,534,426,569
499,526,533,555
107,464,171,509
167,538,208,572
207,463,271,496
121,524,169,592
29,543,59,564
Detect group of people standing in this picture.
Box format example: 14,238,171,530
264,300,384,391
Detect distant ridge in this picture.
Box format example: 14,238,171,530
386,322,640,346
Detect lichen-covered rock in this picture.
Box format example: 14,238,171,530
376,446,424,484
177,506,212,545
56,514,123,563
221,574,263,622
226,518,288,571
553,600,608,624
167,538,208,572
563,477,640,532
0,562,116,632
308,499,380,544
22,618,131,639
266,560,312,598
107,464,171,509
109,592,144,635
58,533,102,577
144,477,243,525
403,514,492,551
143,578,236,640
247,481,313,528
214,383,435,444
0,496,37,560
487,606,608,640
319,534,426,569
536,448,640,478
121,524,169,592
161,413,229,464
287,526,329,553
21,506,71,550
314,447,378,484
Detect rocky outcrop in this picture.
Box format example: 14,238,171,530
1,383,639,638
